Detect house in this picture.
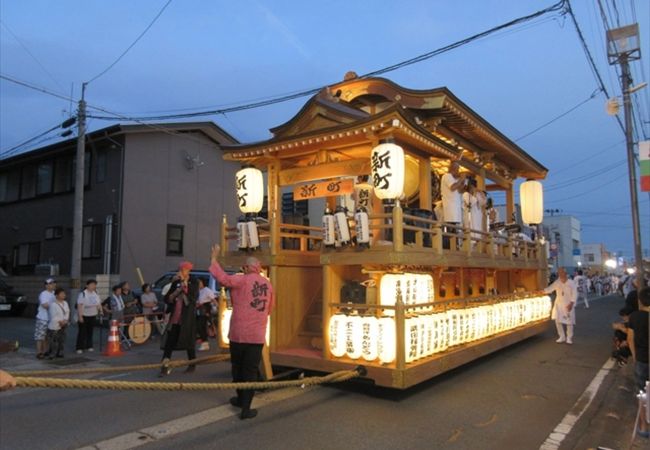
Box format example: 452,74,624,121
542,214,582,272
0,122,240,294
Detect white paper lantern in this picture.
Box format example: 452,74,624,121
405,316,420,363
328,313,347,358
220,307,232,345
377,316,396,364
425,315,434,356
520,180,544,225
345,315,363,360
370,142,405,200
361,316,379,362
448,310,461,347
236,167,264,214
417,316,427,359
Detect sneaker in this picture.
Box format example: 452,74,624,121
198,342,210,352
87,348,94,352
76,349,83,354
556,337,566,343
240,409,258,420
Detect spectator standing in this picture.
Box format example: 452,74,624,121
103,284,125,325
35,278,56,359
627,287,649,438
47,288,70,359
544,268,577,344
160,261,198,376
75,279,102,354
140,283,164,335
196,278,216,351
574,270,589,309
210,244,274,420
120,281,139,318
441,161,467,248
625,278,639,313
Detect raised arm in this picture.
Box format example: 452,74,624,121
209,244,245,289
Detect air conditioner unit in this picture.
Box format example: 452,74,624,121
34,264,60,276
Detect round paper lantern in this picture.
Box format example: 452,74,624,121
361,316,379,362
328,313,347,358
236,167,264,214
370,142,405,200
520,179,544,225
345,314,363,360
378,316,396,364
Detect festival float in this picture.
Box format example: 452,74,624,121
216,74,551,389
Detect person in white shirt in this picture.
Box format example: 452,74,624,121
196,278,216,351
462,178,485,243
141,283,164,335
35,278,56,359
573,270,589,309
75,279,102,354
440,161,467,248
544,268,578,344
47,288,70,359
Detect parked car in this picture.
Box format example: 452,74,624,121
0,279,28,316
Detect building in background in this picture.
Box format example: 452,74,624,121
542,214,582,273
0,122,240,292
579,243,610,272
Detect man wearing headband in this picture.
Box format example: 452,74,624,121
160,261,198,376
210,244,274,420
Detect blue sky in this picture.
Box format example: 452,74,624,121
1,0,649,258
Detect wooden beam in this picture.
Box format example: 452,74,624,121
506,185,514,223
279,158,370,186
418,155,432,209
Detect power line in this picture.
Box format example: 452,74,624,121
514,88,601,142
86,0,173,84
0,73,75,103
0,20,66,93
87,0,569,122
549,139,625,176
544,159,627,191
0,119,74,158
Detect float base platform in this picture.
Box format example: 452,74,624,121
271,320,550,389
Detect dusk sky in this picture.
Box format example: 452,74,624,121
1,0,648,259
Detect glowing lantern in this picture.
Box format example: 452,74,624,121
328,313,347,358
220,307,232,346
235,167,264,214
360,316,379,362
425,315,434,356
520,180,544,225
345,315,363,360
380,274,403,317
370,142,405,200
377,316,396,364
405,316,420,363
380,273,434,316
447,310,461,347
417,316,427,359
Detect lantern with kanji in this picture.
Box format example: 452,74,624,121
370,142,405,200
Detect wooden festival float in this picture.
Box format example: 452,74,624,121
217,75,551,389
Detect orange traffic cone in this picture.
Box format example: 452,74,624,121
103,320,124,357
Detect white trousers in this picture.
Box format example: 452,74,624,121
555,321,574,341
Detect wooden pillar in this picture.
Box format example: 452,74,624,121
392,202,404,252
322,265,333,359
418,155,432,209
395,294,406,370
220,214,228,257
505,184,514,223
267,161,280,255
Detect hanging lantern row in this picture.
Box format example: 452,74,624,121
220,306,270,347
328,296,551,365
322,205,371,248
380,273,435,315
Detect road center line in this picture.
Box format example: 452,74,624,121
76,385,314,450
539,358,615,450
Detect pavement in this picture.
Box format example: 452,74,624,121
0,294,648,450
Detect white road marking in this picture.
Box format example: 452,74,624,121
539,358,615,450
76,385,312,450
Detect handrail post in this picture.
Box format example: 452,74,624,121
395,294,406,370
220,214,227,257
488,233,495,259
392,202,404,252
433,223,443,254
463,227,472,255
270,211,279,256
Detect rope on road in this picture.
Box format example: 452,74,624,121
14,367,366,391
8,354,231,377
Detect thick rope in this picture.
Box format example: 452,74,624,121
14,368,362,391
8,354,230,377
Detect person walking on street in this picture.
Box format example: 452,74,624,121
75,279,102,354
574,270,589,309
160,261,198,376
544,268,577,344
35,278,56,359
209,244,274,420
47,288,70,359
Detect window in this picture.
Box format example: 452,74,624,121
54,156,72,193
96,151,107,183
15,242,40,266
36,162,53,195
45,226,63,240
20,165,37,199
281,192,309,217
585,253,595,263
166,224,184,256
0,171,20,202
82,224,103,258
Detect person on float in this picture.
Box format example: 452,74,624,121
209,244,274,420
543,267,577,344
440,160,467,248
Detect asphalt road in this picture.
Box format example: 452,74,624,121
0,295,631,450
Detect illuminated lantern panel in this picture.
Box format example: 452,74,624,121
405,316,420,363
328,313,347,357
380,273,435,316
370,142,405,200
520,180,544,225
235,167,264,214
377,316,396,364
361,316,379,362
345,315,363,360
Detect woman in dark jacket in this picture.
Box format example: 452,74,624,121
160,261,198,376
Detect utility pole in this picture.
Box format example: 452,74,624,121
69,82,87,309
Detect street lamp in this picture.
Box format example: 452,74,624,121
606,23,645,291
605,259,617,271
